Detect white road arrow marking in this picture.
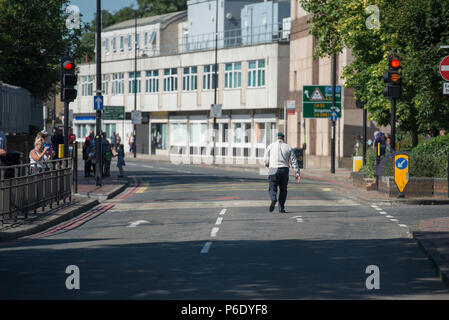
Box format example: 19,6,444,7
127,220,150,228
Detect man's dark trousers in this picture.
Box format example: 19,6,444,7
268,167,289,210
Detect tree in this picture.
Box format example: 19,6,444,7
299,0,449,147
0,0,83,100
137,0,187,17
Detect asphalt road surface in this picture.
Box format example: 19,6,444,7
1,160,449,299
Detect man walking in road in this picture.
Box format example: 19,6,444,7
263,132,301,213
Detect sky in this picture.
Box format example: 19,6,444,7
69,0,138,24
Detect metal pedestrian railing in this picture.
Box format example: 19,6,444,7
0,158,72,226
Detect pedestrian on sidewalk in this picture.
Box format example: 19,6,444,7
115,144,125,177
29,138,51,174
263,132,301,213
110,132,116,150
83,131,94,177
0,124,7,166
103,140,112,177
128,132,135,154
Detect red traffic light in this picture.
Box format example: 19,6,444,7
63,61,73,70
390,59,400,69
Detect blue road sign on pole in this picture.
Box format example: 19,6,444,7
330,110,338,122
94,95,103,110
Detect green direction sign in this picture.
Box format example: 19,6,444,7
303,85,342,118
103,106,125,120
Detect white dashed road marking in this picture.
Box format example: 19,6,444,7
201,242,213,254
210,227,219,237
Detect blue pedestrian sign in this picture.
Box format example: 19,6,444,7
395,157,408,170
94,95,103,111
330,110,338,122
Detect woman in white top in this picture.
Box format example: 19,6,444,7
29,138,50,173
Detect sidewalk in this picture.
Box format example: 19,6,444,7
0,172,128,243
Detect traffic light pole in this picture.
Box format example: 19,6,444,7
64,101,69,158
390,98,396,152
95,0,102,187
363,107,367,165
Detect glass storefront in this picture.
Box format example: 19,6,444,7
151,123,167,154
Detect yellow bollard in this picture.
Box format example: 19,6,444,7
59,144,64,158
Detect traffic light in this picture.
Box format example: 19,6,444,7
383,53,401,99
60,56,78,102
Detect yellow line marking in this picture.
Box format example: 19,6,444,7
135,186,148,193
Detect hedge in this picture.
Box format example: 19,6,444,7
358,135,449,178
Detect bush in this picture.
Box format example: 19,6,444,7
358,148,376,178
357,134,449,178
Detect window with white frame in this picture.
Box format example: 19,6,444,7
81,75,94,96
144,32,148,48
163,68,178,92
203,64,218,90
129,72,141,94
146,70,159,93
105,38,109,52
102,74,109,95
225,62,241,89
183,66,197,91
111,73,124,95
248,59,265,88
120,35,124,52
112,37,116,51
136,33,140,49
128,35,132,51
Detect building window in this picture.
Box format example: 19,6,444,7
129,72,141,94
233,122,251,143
146,70,159,93
163,68,178,92
136,33,140,49
151,123,167,150
183,66,197,91
111,73,124,95
144,32,148,48
120,35,124,52
248,59,265,88
104,123,116,138
105,38,109,52
128,35,132,51
102,74,109,95
81,75,94,96
112,37,116,52
203,65,218,90
225,62,241,89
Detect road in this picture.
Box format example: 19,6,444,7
0,160,449,299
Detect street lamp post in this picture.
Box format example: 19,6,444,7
95,0,102,187
134,11,137,158
212,0,219,165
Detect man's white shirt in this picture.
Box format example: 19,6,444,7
263,139,300,176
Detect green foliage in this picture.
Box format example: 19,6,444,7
0,0,83,99
299,0,449,143
359,135,449,178
358,148,376,178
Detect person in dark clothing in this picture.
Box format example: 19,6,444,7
83,131,94,177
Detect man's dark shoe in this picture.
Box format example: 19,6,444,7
269,200,277,212
279,208,287,213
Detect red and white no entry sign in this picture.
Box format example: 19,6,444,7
440,56,449,81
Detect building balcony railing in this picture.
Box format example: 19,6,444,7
124,22,290,59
